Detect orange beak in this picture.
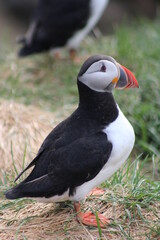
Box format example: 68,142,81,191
116,64,139,89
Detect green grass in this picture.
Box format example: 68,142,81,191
114,20,160,158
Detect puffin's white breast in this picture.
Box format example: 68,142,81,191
102,106,135,173
66,0,109,49
71,106,135,201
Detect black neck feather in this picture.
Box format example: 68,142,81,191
78,81,118,125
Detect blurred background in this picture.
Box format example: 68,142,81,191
0,0,159,45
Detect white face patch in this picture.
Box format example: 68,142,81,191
78,60,119,92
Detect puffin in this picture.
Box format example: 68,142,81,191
5,55,139,227
17,0,109,58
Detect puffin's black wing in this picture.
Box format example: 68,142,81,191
18,0,90,56
5,132,112,199
14,117,68,182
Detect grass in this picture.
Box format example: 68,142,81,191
0,18,160,239
114,20,160,158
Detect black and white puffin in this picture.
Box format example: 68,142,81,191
5,55,139,227
17,0,109,58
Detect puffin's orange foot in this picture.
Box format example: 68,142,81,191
50,49,64,60
88,187,105,197
74,202,109,228
69,49,82,64
53,51,63,61
77,211,109,228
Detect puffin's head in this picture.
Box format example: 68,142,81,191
78,55,139,92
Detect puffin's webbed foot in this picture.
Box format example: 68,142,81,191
69,49,82,64
74,202,109,228
87,187,105,197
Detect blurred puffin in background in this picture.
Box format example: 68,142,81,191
17,0,109,59
5,55,139,227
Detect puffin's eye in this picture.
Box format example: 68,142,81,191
100,65,106,72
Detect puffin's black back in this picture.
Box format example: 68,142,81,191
18,0,90,56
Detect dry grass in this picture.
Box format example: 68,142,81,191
0,99,75,178
0,190,159,240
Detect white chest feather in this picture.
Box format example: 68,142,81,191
66,0,109,49
72,107,135,201
103,107,135,172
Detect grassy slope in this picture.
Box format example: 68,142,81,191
0,19,160,239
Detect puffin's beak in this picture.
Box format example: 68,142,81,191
116,64,139,89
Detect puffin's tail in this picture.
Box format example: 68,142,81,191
5,184,26,200
18,43,50,57
5,172,56,200
18,45,38,57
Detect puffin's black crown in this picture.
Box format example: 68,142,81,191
78,55,117,77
